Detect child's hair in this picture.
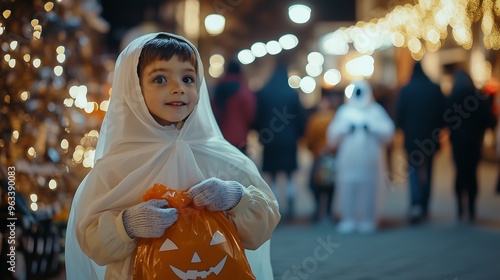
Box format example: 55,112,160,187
137,34,197,79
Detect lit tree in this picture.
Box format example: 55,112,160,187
0,0,109,228
1,0,111,277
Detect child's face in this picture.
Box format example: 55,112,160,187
140,56,198,126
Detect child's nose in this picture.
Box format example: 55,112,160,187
170,82,185,94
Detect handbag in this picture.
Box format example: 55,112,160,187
313,154,337,188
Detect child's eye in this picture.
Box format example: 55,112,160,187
153,76,167,84
183,76,195,84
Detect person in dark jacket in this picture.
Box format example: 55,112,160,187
446,69,496,222
253,62,306,219
212,59,256,153
396,62,445,224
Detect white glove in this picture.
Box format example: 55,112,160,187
187,178,244,211
122,199,178,238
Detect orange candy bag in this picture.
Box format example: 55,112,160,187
133,184,256,280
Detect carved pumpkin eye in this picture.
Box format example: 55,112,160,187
209,230,226,246
159,238,178,252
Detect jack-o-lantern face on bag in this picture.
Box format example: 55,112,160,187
162,230,228,279
133,184,255,280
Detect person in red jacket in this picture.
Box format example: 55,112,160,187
212,59,256,154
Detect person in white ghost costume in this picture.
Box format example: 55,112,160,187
326,80,394,233
64,32,280,279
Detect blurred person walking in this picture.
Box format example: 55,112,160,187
253,62,306,219
212,59,256,153
396,62,445,224
304,94,337,223
446,69,496,222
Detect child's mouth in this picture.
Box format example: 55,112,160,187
165,102,186,106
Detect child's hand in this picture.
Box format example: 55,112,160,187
187,178,244,211
122,199,178,238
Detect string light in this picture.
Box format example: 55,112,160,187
31,19,42,40
32,58,41,68
73,146,84,163
49,179,57,190
99,100,109,111
60,139,69,149
251,42,267,57
20,91,29,101
305,64,322,77
10,41,18,50
44,2,55,12
88,130,99,137
33,30,41,40
63,98,74,107
323,69,342,86
54,65,63,76
11,130,19,144
208,54,224,78
2,10,11,19
279,34,299,50
265,40,282,55
28,147,36,157
56,46,66,63
288,75,301,89
322,0,500,57
84,102,95,113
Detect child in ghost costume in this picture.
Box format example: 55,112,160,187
326,80,394,233
64,33,280,280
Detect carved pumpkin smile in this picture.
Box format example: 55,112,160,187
169,255,227,279
159,230,229,279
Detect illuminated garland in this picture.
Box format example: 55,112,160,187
322,0,500,60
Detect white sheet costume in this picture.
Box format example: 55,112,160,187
65,33,280,279
326,80,394,233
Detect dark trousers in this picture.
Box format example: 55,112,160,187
309,161,335,221
453,156,479,220
408,155,434,217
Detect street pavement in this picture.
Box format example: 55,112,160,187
269,137,500,280
271,221,500,280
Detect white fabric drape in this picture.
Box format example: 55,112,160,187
65,32,279,280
